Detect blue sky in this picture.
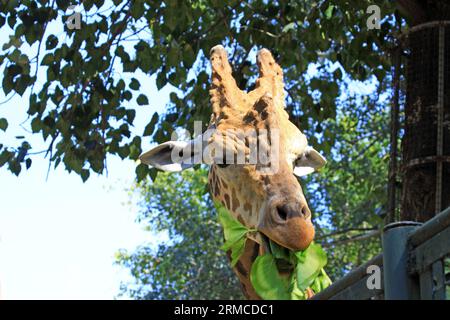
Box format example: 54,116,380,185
0,73,176,299
0,72,175,299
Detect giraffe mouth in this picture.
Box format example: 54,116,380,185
260,233,295,274
258,208,315,251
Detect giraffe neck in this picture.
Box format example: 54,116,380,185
208,166,302,299
208,165,261,227
229,238,262,299
208,165,264,299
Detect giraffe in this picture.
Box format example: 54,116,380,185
139,45,326,299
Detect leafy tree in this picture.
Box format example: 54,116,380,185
308,85,390,278
0,0,397,181
115,168,243,299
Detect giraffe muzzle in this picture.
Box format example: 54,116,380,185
258,200,315,251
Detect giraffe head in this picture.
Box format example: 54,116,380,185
140,45,326,252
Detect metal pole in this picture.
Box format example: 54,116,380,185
382,222,421,299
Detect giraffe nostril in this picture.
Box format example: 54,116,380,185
276,205,288,221
301,205,311,218
274,203,310,222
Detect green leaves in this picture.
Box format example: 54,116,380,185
15,74,31,96
0,149,13,167
311,269,332,293
0,0,396,186
41,53,54,66
217,202,331,300
143,112,159,137
250,255,291,300
135,163,149,182
0,118,8,131
136,94,149,106
129,78,140,90
216,203,254,266
226,237,246,267
25,158,32,169
80,169,90,182
293,243,328,290
129,136,142,160
249,241,331,300
269,238,291,262
2,65,19,95
182,44,195,68
45,34,58,50
324,5,334,19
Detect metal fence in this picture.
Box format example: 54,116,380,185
313,206,450,300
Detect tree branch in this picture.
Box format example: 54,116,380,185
320,229,381,248
315,227,378,240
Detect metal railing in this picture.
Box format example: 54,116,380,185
313,206,450,300
408,206,450,299
313,254,384,300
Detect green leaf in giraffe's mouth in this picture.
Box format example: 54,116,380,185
216,201,256,267
215,201,332,300
253,239,331,300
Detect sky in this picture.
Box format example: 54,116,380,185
0,73,176,300
0,73,174,299
0,5,177,298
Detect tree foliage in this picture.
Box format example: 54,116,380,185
0,0,396,181
115,168,243,299
307,85,390,278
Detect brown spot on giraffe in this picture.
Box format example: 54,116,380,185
214,183,220,198
215,178,221,193
223,193,231,210
139,45,327,299
231,188,240,212
250,242,260,261
235,261,248,277
243,202,252,216
221,179,228,190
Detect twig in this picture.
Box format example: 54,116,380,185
315,227,378,240
0,92,17,105
321,229,381,248
27,149,48,155
45,132,59,181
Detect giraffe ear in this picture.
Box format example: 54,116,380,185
139,138,203,172
293,146,326,177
